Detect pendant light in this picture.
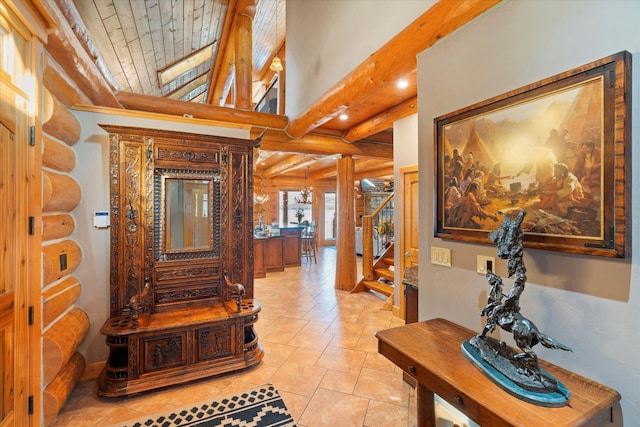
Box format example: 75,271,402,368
269,0,284,72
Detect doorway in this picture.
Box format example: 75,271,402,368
399,165,419,320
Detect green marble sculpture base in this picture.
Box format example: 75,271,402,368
462,336,570,407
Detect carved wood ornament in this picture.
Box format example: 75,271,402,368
97,125,263,397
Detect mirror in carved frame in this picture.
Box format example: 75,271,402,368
154,169,221,261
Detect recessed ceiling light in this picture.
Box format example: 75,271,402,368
339,114,348,120
397,79,409,89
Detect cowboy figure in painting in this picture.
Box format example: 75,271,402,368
462,209,573,407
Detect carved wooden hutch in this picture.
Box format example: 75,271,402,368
97,125,263,397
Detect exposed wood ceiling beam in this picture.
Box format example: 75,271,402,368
254,148,278,166
250,128,392,159
40,0,121,108
312,128,393,145
355,166,394,180
207,0,238,106
51,0,118,91
355,158,393,170
261,153,319,178
158,42,215,87
343,96,417,142
115,90,392,160
310,159,393,180
190,92,206,103
310,165,339,181
117,91,287,129
286,0,500,137
212,29,236,107
166,73,209,100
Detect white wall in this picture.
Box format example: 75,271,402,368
70,111,249,363
417,0,639,421
393,114,419,304
286,0,434,117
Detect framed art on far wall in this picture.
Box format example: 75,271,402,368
434,51,631,257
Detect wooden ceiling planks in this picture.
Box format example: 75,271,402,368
66,0,501,181
74,0,229,98
72,0,130,92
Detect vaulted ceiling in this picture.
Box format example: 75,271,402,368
72,0,286,106
65,0,499,179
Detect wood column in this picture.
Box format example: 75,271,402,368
235,0,256,109
335,156,357,291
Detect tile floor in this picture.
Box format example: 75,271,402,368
52,246,416,427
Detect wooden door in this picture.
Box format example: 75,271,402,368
1,10,41,424
0,122,17,426
1,92,31,427
399,166,419,320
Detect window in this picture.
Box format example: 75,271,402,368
279,190,312,226
324,192,336,240
255,76,279,114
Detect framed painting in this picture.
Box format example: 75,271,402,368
434,51,631,257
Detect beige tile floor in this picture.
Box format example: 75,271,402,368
52,246,416,427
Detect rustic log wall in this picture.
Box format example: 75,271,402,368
43,351,86,427
41,53,89,425
253,175,336,227
253,174,394,229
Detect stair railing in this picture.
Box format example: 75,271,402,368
362,192,394,281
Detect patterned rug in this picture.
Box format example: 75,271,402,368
116,384,296,427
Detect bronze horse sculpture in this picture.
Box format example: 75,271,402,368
466,210,572,400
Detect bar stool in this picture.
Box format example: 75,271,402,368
301,225,317,264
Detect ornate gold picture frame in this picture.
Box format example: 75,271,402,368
435,51,631,257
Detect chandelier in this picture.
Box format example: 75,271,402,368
295,167,312,204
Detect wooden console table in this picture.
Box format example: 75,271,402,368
376,318,621,427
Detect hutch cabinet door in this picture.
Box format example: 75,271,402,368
195,322,238,362
140,331,188,373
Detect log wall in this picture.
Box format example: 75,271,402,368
253,175,391,229
43,352,86,427
253,175,336,228
41,52,90,425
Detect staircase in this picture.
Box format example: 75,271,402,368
351,193,395,310
355,244,395,310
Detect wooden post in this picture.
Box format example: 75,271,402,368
235,0,256,109
362,215,374,281
335,156,356,291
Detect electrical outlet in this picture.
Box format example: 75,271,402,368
431,247,451,267
477,255,495,275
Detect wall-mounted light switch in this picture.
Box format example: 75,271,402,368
477,255,495,275
431,247,451,267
